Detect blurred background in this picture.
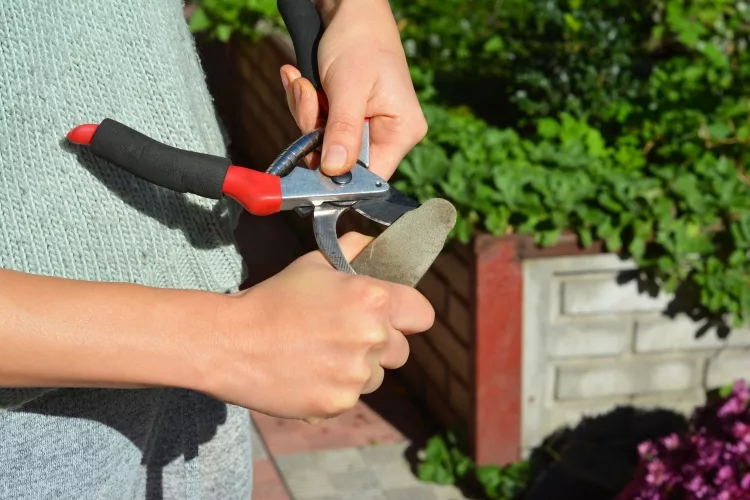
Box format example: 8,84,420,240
183,1,750,499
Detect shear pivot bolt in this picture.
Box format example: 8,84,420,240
331,172,352,185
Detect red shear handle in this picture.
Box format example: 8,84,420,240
67,119,282,216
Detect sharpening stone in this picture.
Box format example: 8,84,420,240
351,198,457,287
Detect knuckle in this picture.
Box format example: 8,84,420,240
360,282,390,311
349,364,372,386
410,113,429,142
319,390,359,416
327,116,359,136
361,328,389,347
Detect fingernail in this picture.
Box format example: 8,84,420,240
280,69,290,88
321,144,348,171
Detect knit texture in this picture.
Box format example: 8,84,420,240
0,0,251,498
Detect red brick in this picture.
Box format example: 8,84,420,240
446,293,472,345
250,400,406,457
426,319,471,384
408,334,447,391
432,252,471,301
397,356,425,396
450,242,474,265
449,375,472,423
424,382,458,428
252,459,290,500
416,270,448,316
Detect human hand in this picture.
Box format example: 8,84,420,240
202,232,434,422
279,0,427,181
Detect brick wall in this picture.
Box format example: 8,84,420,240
395,244,475,430
521,253,750,455
226,35,301,171
209,33,750,467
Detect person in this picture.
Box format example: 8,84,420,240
0,0,433,499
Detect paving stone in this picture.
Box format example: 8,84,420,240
371,462,422,490
274,452,318,473
358,443,410,465
384,486,440,500
432,484,471,500
278,468,337,500
328,469,383,496
316,447,369,473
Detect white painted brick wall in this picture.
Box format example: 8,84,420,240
561,274,671,316
636,316,750,352
555,357,701,400
521,253,750,453
707,350,750,388
547,321,631,358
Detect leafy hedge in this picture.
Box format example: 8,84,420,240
189,0,750,326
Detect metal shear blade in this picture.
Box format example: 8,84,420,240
268,122,420,274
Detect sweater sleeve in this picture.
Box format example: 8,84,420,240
0,388,57,411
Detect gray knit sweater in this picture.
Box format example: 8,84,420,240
0,1,252,498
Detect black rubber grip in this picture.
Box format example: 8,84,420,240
90,119,231,200
277,0,323,88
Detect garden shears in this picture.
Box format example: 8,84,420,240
66,0,420,275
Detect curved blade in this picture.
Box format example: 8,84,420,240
351,185,421,226
312,204,355,274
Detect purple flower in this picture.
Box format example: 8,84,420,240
638,441,657,459
661,433,680,450
719,397,743,417
619,379,750,499
646,459,668,486
715,465,734,485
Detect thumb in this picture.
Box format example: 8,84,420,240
320,80,369,176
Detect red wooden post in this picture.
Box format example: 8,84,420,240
473,235,524,466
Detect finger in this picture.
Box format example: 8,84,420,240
280,65,301,124
290,77,322,168
301,232,374,266
319,75,370,176
383,283,435,334
293,77,319,134
378,327,410,369
360,364,385,395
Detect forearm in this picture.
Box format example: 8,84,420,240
0,268,221,392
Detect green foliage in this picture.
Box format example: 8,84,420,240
417,431,530,499
188,0,284,43
187,0,750,326
391,0,750,327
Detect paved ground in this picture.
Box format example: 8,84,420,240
250,373,470,500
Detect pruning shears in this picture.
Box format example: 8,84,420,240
66,0,420,275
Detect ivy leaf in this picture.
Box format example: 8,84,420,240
707,122,732,140
215,24,233,42
629,237,646,259
579,227,593,248
537,118,560,139
719,383,734,399
564,13,581,32
483,35,504,53
188,7,212,33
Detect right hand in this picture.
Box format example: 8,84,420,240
203,232,435,423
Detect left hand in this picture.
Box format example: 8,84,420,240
279,0,427,181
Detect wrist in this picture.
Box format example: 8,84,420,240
313,0,391,25
143,287,227,393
